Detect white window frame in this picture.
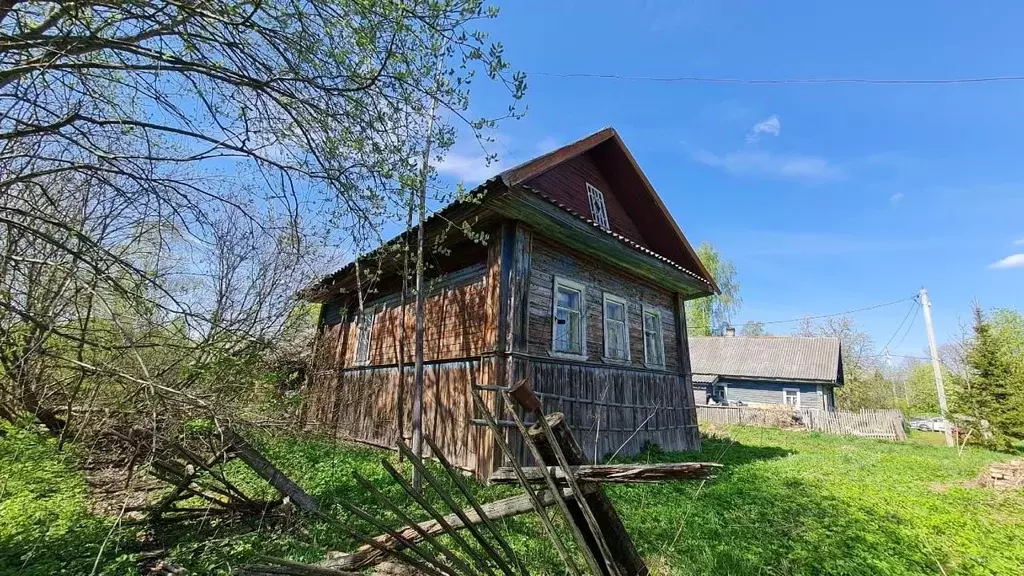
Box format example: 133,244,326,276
783,388,801,409
586,183,610,230
602,292,630,362
641,305,666,368
550,276,587,359
354,305,377,365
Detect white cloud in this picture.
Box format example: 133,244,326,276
434,152,506,184
746,115,781,143
990,254,1024,269
1014,238,1024,246
889,193,905,204
692,149,843,182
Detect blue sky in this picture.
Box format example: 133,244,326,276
432,0,1024,357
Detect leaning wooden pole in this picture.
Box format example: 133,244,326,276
488,462,720,485
510,380,648,576
529,413,646,576
222,428,318,513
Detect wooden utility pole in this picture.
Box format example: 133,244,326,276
920,288,954,447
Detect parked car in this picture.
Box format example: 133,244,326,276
910,417,949,432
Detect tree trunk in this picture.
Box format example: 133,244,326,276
411,94,438,490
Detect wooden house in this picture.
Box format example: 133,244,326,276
690,335,844,411
303,128,718,479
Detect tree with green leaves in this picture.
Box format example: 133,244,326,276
686,242,740,336
740,321,767,337
953,305,1024,450
0,0,524,449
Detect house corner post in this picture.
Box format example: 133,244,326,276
675,293,700,451
481,220,533,473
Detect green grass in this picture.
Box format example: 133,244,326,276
2,421,1022,575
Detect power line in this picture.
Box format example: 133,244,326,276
688,294,918,331
530,71,1024,86
880,298,920,355
891,304,920,351
756,295,917,327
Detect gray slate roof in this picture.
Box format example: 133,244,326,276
690,336,843,385
692,373,720,385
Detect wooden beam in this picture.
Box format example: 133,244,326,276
321,489,572,571
507,223,532,355
489,462,721,485
222,428,319,513
527,412,648,576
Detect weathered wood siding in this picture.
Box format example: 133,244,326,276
524,152,648,247
319,267,487,368
307,218,702,478
528,236,680,369
505,358,700,464
718,379,828,411
308,258,494,477
504,233,700,462
305,359,496,478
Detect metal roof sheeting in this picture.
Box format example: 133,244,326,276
690,336,843,384
692,373,720,385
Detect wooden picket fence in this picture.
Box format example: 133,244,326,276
697,405,907,441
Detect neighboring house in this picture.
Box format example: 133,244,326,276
302,127,718,478
690,335,844,411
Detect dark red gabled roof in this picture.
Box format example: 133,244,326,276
500,127,719,294
305,127,719,301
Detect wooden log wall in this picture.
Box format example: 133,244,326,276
527,237,681,370
306,218,705,478
306,359,496,478
306,264,497,479
507,358,701,465
318,268,488,368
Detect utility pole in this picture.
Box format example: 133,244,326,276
920,288,954,447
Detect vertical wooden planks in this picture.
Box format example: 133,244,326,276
696,405,906,440
525,359,699,464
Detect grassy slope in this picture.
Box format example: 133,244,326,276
2,422,1022,575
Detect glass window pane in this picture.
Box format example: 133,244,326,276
607,321,626,358
567,312,581,353
557,287,580,310
555,308,581,354
644,311,664,365
555,321,568,351
605,301,624,321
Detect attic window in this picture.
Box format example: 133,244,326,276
586,183,610,230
